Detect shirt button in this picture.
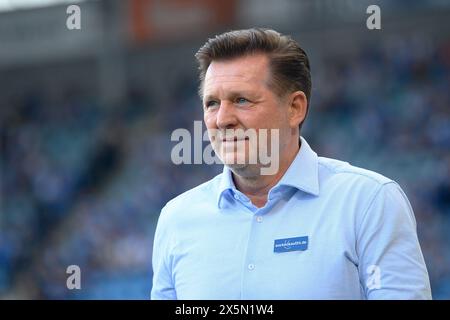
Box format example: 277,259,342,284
256,216,263,223
248,264,255,270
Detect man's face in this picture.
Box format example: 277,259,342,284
202,53,292,177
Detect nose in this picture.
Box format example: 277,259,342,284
216,101,238,129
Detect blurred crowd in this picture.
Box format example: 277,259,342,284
1,34,449,299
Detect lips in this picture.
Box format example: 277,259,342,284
222,137,250,142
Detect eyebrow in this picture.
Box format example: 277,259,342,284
203,90,257,102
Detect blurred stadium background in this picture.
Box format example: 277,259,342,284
0,0,449,299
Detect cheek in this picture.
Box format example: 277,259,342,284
254,103,284,127
256,111,283,129
203,113,216,128
270,108,290,128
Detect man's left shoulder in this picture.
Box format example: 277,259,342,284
317,157,413,218
318,156,396,190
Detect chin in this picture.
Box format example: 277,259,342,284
220,151,248,165
226,163,262,178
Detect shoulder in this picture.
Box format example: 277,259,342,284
316,157,416,234
159,173,222,221
318,156,393,186
316,156,408,208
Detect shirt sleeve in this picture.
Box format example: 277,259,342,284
356,181,432,299
150,206,177,300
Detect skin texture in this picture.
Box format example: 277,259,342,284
202,53,308,208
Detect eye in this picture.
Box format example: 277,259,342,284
236,97,249,105
205,100,219,109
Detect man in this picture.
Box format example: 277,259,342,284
151,28,431,299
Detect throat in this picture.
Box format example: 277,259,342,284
248,194,268,208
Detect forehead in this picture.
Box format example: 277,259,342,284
203,54,270,94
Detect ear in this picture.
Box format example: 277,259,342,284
288,91,308,129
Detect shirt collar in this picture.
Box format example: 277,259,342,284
275,136,320,196
216,164,236,209
216,136,320,208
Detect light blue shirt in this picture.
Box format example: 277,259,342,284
151,137,431,299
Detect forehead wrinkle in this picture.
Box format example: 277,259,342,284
203,83,261,100
202,54,271,98
204,75,268,97
205,73,259,84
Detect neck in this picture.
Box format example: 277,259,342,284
232,140,300,208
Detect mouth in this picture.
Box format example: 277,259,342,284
222,137,250,142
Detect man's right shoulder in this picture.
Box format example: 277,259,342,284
160,172,223,216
